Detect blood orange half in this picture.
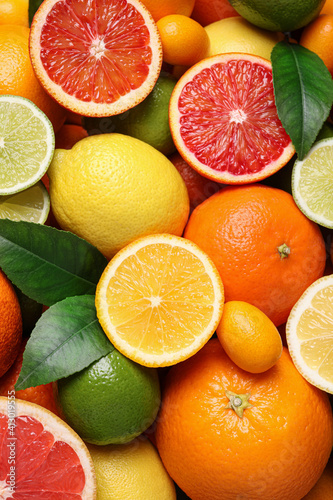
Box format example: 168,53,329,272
29,0,162,117
169,53,295,184
0,397,96,499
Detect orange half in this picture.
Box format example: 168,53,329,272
169,53,295,184
29,0,162,117
95,234,224,367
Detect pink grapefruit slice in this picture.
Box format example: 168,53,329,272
169,53,295,184
0,397,96,499
29,0,162,117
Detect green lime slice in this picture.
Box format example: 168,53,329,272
0,180,50,223
0,94,55,195
292,138,333,229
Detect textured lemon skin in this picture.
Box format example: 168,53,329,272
204,17,281,60
48,133,189,259
87,438,176,500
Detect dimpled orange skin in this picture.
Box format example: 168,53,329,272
0,270,22,378
184,184,326,326
155,339,333,500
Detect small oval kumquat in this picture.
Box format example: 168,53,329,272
216,300,283,373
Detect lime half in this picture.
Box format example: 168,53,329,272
292,138,333,229
286,274,333,394
0,180,50,223
0,94,55,195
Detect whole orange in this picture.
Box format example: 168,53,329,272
0,24,66,132
0,339,60,416
0,270,22,378
300,14,333,75
191,0,240,26
184,184,326,326
169,152,221,212
155,339,333,500
140,0,195,22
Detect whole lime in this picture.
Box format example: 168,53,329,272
87,437,176,500
84,74,177,156
228,0,325,32
56,349,161,445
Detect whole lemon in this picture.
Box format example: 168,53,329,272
204,16,281,60
48,134,189,259
87,437,176,500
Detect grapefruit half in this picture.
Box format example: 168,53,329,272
0,397,96,498
29,0,162,117
169,53,295,184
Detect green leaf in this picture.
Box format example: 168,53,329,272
271,41,333,160
29,0,43,25
0,219,108,306
15,295,114,390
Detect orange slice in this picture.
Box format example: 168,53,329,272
29,0,162,117
0,397,96,498
95,234,224,367
169,53,295,184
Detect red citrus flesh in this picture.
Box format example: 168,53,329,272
29,0,162,116
169,53,295,184
0,398,95,498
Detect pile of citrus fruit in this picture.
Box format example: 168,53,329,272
0,0,333,498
